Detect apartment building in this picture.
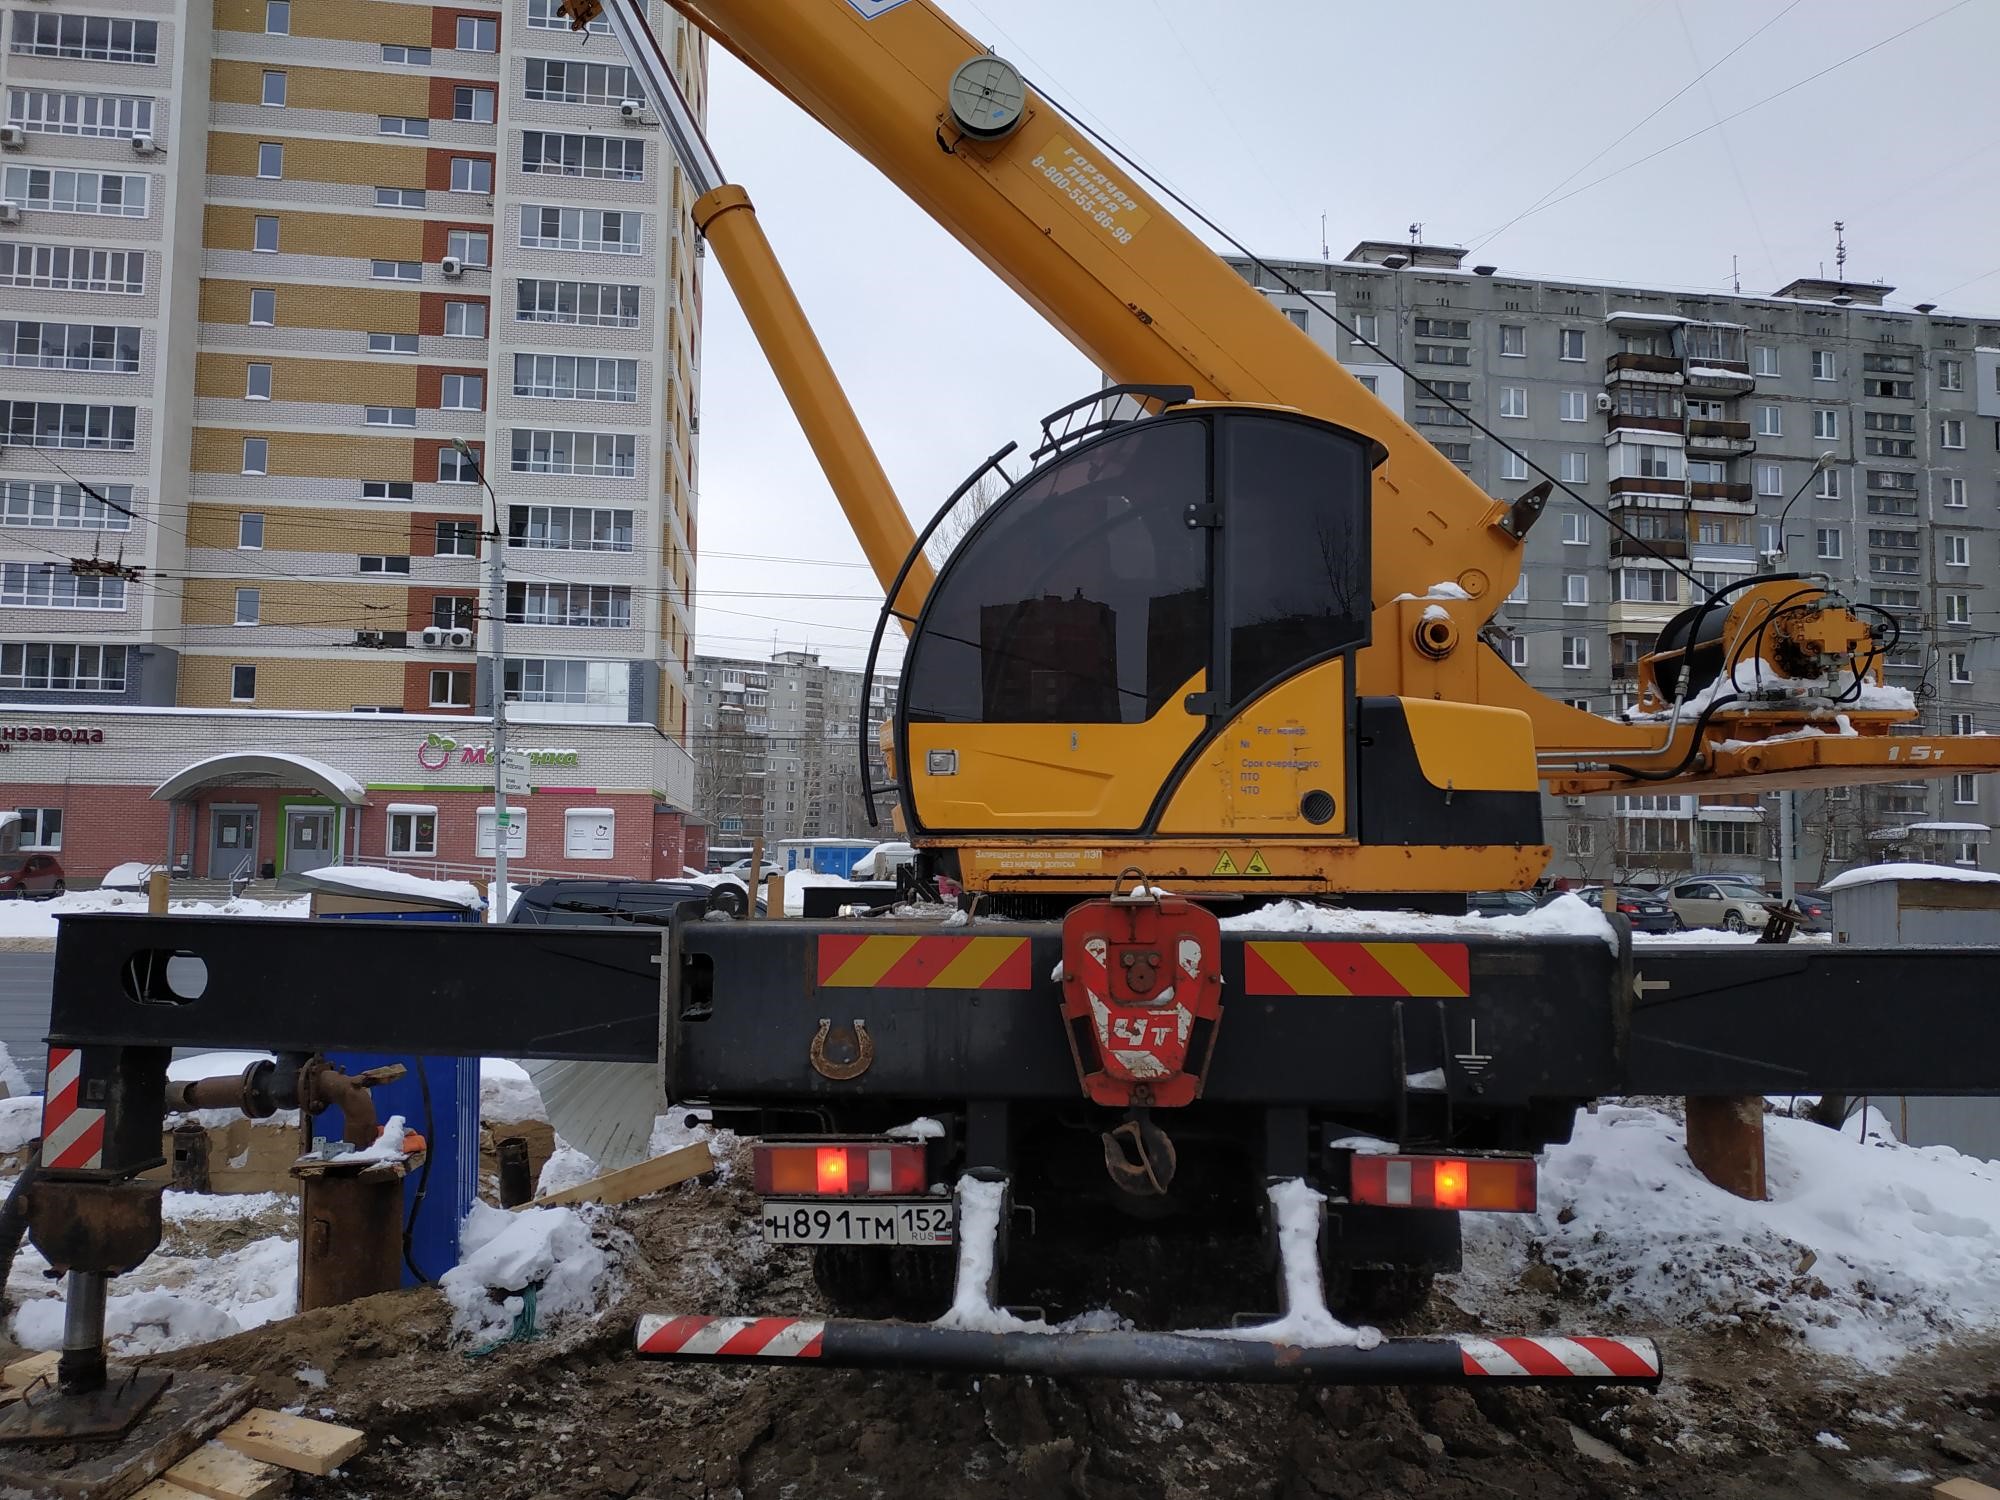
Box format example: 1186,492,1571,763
690,650,897,847
1232,242,2000,886
0,0,705,879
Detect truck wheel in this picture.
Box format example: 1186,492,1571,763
888,1247,955,1321
705,883,748,918
812,1245,889,1314
1346,1266,1435,1323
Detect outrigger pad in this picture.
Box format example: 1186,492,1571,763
633,1313,1663,1387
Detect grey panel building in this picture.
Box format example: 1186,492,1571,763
1230,241,2000,886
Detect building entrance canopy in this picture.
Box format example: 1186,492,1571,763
151,752,367,807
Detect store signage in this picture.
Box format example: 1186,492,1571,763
0,725,106,744
416,732,578,772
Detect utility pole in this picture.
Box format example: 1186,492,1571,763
453,438,511,917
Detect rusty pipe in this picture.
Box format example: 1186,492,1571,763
163,1056,298,1119
299,1060,378,1149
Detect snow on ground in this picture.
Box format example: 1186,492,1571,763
442,1201,617,1343
535,1138,600,1197
1823,862,2000,893
0,1041,27,1101
480,1057,547,1124
300,865,484,909
101,862,164,890
0,890,308,938
1193,1180,1381,1349
1633,929,1834,945
1222,892,1616,949
650,1110,734,1180
1455,1102,2000,1365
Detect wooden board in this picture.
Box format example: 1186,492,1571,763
1,1349,59,1394
0,1370,252,1500
524,1141,714,1209
132,1482,208,1500
163,1441,289,1499
216,1411,365,1478
1934,1481,2000,1500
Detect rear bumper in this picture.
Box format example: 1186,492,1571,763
633,1313,1663,1386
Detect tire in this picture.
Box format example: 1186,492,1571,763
1724,911,1746,933
1670,913,1685,932
704,883,748,918
48,880,63,898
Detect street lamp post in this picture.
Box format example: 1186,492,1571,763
451,437,511,918
1766,452,1838,905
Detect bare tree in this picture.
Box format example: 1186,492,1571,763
924,472,1008,569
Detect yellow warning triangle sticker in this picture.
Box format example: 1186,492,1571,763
1244,849,1272,877
1211,850,1240,876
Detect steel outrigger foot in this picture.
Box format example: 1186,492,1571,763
631,1314,1663,1386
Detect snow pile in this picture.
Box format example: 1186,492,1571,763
1193,1180,1381,1349
855,841,915,879
887,1117,945,1141
649,1110,732,1180
535,1138,600,1198
0,1041,28,1101
1822,862,2000,893
480,1058,547,1124
780,869,845,915
100,862,164,890
1223,892,1615,950
1633,929,1833,946
324,1115,408,1164
0,890,309,938
442,1201,615,1343
0,1097,38,1153
1458,1103,2000,1364
1390,580,1472,602
12,1234,297,1356
302,865,483,909
1625,660,1917,724
486,881,521,923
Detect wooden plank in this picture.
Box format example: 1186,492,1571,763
1,1350,59,1392
524,1141,714,1209
216,1411,365,1477
132,1481,208,1500
1934,1481,2000,1500
164,1441,290,1500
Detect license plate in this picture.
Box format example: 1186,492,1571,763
760,1199,955,1247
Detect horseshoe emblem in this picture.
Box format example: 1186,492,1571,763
810,1017,874,1081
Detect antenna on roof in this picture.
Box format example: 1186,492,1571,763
1731,254,1741,295
1320,212,1329,263
1408,221,1423,245
1834,220,1847,277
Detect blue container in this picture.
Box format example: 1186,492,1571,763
316,1052,480,1286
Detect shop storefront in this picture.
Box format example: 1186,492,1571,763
0,709,701,884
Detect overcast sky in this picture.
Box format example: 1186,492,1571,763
687,0,1999,674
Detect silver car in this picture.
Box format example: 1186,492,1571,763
1667,879,1772,932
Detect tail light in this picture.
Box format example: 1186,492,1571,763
1348,1154,1537,1212
753,1140,928,1197
1617,902,1639,915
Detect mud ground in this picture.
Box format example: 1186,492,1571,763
125,1154,2000,1500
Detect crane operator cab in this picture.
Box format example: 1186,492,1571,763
884,393,1548,905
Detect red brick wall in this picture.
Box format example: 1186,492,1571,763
418,292,488,337
366,791,655,879
429,9,500,51
683,823,708,871
411,439,483,486
421,220,489,263
415,365,485,412
402,661,473,714
427,75,495,120
423,147,495,193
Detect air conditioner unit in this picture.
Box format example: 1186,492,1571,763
446,627,473,649
129,133,158,155
0,128,27,150
1565,795,1587,807
618,99,642,121
0,203,21,226
1594,392,1614,412
419,626,447,648
439,255,464,278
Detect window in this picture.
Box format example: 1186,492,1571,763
1350,312,1377,344
564,808,615,860
1752,345,1780,376
521,130,644,180
1696,515,1746,545
2,166,147,217
0,480,132,531
1813,408,1838,440
1560,451,1588,483
1687,459,1725,484
237,511,265,550
1754,404,1781,437
1815,465,1841,500
1565,822,1594,857
1562,511,1589,545
438,447,480,483
514,278,641,328
1700,821,1759,858
1942,477,1967,509
362,480,414,501
0,644,126,692
1413,379,1470,427
11,808,60,851
1273,305,1307,332
449,157,492,194
1958,841,1980,868
0,320,139,373
1559,389,1587,422
427,672,469,712
509,429,637,478
0,564,123,610
445,229,489,267
1355,374,1377,394
508,503,635,550
249,288,275,325
1413,317,1468,340
1940,358,1964,392
519,204,640,255
10,12,160,61
262,70,287,106
0,401,136,451
1562,636,1589,669
6,89,153,139
435,519,478,556
1815,527,1841,560
1499,386,1527,419
1869,468,1918,492
512,353,637,402
440,373,484,411
1498,324,1525,357
1614,387,1680,420
244,362,271,400
1946,593,1970,626
1812,350,1836,381
358,554,412,574
506,581,632,627
1499,451,1527,482
444,300,488,338
1866,435,1917,458
1952,713,1978,736
430,595,475,630
1505,636,1527,667
371,260,422,281
365,405,416,427
234,587,259,625
241,437,267,474
379,116,430,137
1559,329,1585,361
1949,651,1972,684
0,242,144,295
503,657,631,719
264,0,288,33
1564,573,1588,606
368,332,418,354
380,43,431,64
452,86,496,123
1947,534,1970,567
529,0,609,30
375,187,425,209
1506,574,1528,603
1435,441,1471,469
388,806,439,853
456,15,498,50
1613,567,1675,604
253,142,283,180
249,215,280,254
476,807,527,857
1414,343,1469,366
524,58,646,107
1943,419,1967,450
231,664,256,701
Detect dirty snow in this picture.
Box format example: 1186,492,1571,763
1822,862,2000,893
441,1201,616,1343
299,865,484,909
480,1058,547,1124
1633,929,1834,945
0,890,309,938
0,1041,28,1102
536,1138,600,1197
1223,892,1615,950
0,1096,38,1153
1457,1102,2000,1365
1193,1180,1382,1349
11,1233,297,1356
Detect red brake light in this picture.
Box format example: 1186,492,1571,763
815,1147,848,1193
1349,1154,1536,1212
1617,902,1639,914
754,1140,930,1197
1433,1159,1468,1209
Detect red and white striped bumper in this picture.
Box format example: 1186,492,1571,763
632,1313,1662,1387
40,1046,105,1172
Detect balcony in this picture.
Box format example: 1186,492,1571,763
1611,532,1686,559
1686,419,1755,457
1684,361,1755,394
1605,352,1683,385
1606,412,1682,436
1689,480,1753,504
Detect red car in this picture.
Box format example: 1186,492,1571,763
0,854,64,899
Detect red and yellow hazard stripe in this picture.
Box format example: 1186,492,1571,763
1243,941,1469,998
816,934,1033,990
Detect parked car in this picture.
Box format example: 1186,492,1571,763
0,854,63,899
1572,885,1678,933
1665,878,1772,932
1467,890,1540,918
509,876,760,926
721,858,782,883
1788,889,1831,929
